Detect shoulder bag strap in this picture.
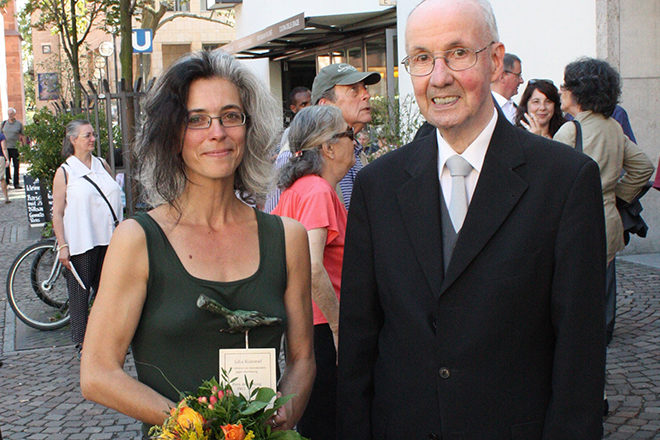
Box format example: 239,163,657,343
573,120,583,153
82,174,119,227
61,165,68,185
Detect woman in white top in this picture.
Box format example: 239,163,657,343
52,120,123,354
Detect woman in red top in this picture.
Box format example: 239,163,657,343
272,105,356,440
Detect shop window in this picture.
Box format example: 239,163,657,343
317,55,331,72
348,47,363,71
175,0,190,11
366,38,387,98
331,50,346,65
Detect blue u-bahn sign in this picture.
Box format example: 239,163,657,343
132,29,153,53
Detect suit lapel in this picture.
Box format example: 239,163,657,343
440,114,529,295
396,135,445,298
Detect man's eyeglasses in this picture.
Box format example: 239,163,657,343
504,70,523,80
186,111,247,129
334,126,355,142
401,41,495,76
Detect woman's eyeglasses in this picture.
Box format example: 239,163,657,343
186,111,247,129
334,126,355,142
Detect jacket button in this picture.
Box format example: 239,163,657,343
439,367,450,379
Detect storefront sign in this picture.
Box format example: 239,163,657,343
24,175,52,226
222,13,305,54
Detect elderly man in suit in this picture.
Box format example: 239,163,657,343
337,0,607,439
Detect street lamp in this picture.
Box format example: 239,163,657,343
99,41,114,92
94,57,106,97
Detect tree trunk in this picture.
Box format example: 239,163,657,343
120,0,137,214
70,0,81,111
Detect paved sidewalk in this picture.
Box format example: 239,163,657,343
1,172,660,438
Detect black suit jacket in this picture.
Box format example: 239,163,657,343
338,112,606,440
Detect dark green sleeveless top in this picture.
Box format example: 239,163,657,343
131,209,287,410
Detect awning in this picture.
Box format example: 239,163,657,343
222,7,396,60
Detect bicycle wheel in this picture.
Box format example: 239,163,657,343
30,244,67,308
6,240,70,330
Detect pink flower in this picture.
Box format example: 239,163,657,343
209,395,218,405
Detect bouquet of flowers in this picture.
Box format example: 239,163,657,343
149,370,307,440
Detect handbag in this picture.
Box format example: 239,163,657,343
573,119,650,244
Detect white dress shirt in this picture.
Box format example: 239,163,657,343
492,91,517,124
437,108,498,230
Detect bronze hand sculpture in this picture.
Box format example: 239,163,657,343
196,294,282,334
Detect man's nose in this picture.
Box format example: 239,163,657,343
429,57,453,86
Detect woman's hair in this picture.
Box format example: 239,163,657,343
135,49,280,208
61,119,92,159
514,80,566,137
277,105,347,190
562,57,621,117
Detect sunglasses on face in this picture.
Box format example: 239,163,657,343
334,126,355,142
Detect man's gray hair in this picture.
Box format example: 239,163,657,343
7,107,16,115
410,0,500,42
503,53,521,71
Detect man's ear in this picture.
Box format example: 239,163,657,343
490,42,505,83
317,98,329,106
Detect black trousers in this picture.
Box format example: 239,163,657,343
65,245,107,344
297,323,337,440
4,148,19,187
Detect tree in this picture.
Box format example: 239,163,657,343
17,5,36,115
103,0,234,83
23,0,106,111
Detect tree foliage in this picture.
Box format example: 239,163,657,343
20,107,111,188
22,0,108,110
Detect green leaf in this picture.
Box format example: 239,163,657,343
240,399,269,416
254,387,277,403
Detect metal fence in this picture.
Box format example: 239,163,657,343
79,77,154,216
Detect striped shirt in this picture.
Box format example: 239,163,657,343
264,141,365,213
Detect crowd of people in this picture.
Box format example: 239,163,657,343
20,0,653,438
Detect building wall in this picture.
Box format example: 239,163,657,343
32,10,116,110
397,0,659,254
597,0,660,255
234,0,392,35
2,0,25,121
150,1,235,77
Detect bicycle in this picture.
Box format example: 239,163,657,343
6,238,71,330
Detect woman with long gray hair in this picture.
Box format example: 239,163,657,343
80,50,314,436
272,104,356,440
51,119,123,355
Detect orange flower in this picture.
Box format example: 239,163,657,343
176,406,205,430
221,423,247,440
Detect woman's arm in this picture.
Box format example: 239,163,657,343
1,138,8,166
307,227,340,349
80,219,175,425
272,217,315,430
99,157,114,178
51,167,70,270
615,136,654,203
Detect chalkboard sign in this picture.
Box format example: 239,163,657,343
24,175,52,226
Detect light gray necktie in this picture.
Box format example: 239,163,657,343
446,155,473,232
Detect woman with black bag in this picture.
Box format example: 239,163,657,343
52,119,123,357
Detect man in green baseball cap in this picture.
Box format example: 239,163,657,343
310,63,381,211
